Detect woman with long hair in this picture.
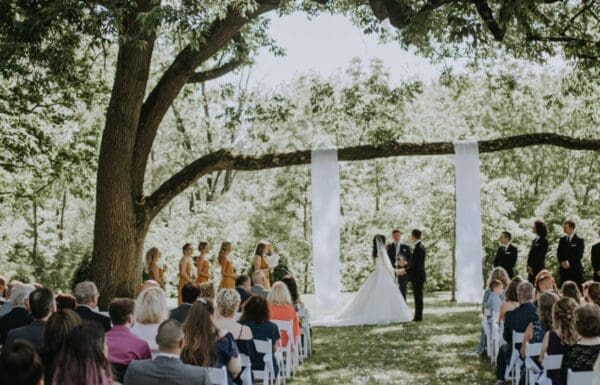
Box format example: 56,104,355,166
182,299,241,385
527,220,549,284
267,282,301,349
281,276,304,311
252,242,272,290
195,242,212,284
146,247,166,289
52,321,115,385
178,243,195,305
218,242,236,289
39,309,82,385
520,292,558,357
540,297,579,385
500,276,523,321
560,280,582,303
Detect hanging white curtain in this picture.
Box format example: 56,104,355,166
453,141,484,303
311,149,341,306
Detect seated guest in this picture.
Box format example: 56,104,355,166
138,280,161,296
181,299,241,385
38,309,82,385
585,282,600,306
239,296,280,377
0,280,22,318
0,283,35,345
534,270,558,296
0,340,44,385
520,292,557,358
267,282,300,350
74,281,111,331
0,275,7,301
215,289,257,366
7,288,56,349
235,275,252,307
131,287,168,357
106,298,151,380
495,281,538,385
55,294,77,310
53,321,116,385
281,276,305,311
500,276,523,321
559,304,600,385
198,282,216,302
540,297,578,385
560,280,582,303
170,282,200,324
477,267,510,355
124,320,210,385
251,271,269,299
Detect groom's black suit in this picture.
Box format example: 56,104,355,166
387,242,412,299
406,241,426,321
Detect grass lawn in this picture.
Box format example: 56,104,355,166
294,292,496,385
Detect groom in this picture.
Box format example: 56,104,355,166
387,229,412,300
397,229,426,322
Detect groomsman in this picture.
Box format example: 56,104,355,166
398,229,426,322
591,229,600,282
526,220,549,284
387,229,412,300
493,232,518,279
557,220,585,286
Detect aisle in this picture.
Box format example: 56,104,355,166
295,292,495,385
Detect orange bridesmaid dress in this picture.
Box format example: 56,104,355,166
219,259,236,289
196,258,211,284
260,257,271,289
178,257,193,304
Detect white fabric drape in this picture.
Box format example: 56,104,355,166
311,149,341,306
453,141,484,303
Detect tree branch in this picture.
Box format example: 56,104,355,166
187,57,246,83
471,0,506,41
144,133,600,219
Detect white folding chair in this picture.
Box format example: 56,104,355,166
537,354,562,385
523,342,542,385
567,369,594,385
239,354,253,385
491,315,502,365
297,307,312,359
253,339,278,385
208,366,228,385
273,320,296,378
504,331,524,384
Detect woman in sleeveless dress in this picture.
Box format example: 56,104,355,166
178,243,194,304
195,241,212,284
252,242,271,289
218,242,236,289
146,247,166,288
313,235,412,327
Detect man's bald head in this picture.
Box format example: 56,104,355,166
156,319,184,351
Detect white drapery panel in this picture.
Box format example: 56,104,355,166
454,141,484,303
311,149,341,306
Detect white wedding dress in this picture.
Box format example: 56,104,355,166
313,240,412,326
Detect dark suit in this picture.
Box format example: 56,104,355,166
387,242,412,299
6,319,46,349
236,287,252,307
0,307,33,345
592,242,600,283
76,305,111,332
494,244,518,279
169,303,192,324
527,236,549,283
123,355,210,385
557,234,585,285
496,302,538,380
406,241,426,321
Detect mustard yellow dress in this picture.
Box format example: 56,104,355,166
260,257,271,289
220,259,236,289
195,258,211,284
178,257,193,305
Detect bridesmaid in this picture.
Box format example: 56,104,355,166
178,243,194,304
147,247,167,288
252,242,272,289
218,242,236,289
195,241,212,284
526,220,549,284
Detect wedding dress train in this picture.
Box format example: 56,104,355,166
313,241,412,326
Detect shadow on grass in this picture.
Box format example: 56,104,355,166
294,294,496,385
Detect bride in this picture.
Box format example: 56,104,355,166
314,234,412,326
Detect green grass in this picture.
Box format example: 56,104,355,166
294,293,496,385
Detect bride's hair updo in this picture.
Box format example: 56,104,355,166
372,235,386,258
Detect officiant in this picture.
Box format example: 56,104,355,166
387,229,412,300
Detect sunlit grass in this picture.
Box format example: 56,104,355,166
294,292,495,385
